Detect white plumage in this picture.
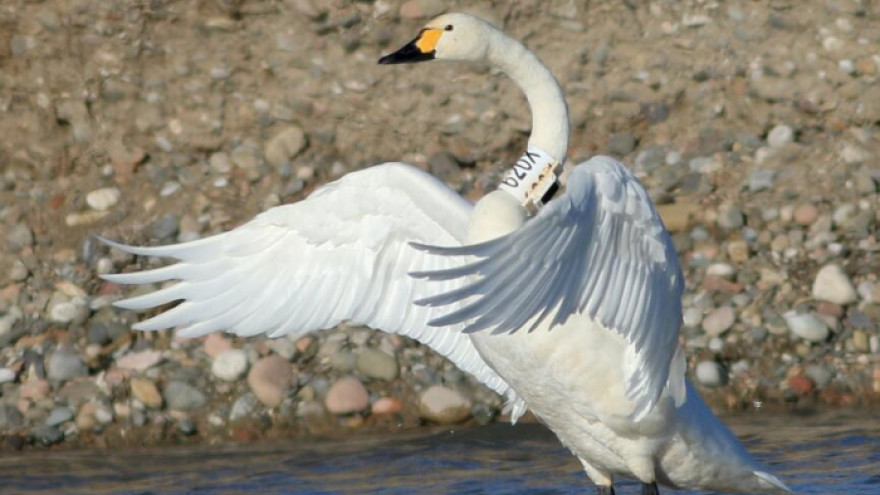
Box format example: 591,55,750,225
103,12,791,495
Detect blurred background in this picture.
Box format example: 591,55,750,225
0,0,878,458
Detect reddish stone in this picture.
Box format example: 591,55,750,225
788,375,815,396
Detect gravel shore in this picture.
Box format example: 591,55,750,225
1,0,879,450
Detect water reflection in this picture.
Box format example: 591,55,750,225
1,411,877,494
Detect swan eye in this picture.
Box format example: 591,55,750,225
444,24,453,31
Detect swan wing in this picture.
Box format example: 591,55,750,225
411,156,685,420
102,163,523,413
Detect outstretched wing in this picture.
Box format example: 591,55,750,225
102,163,524,417
411,156,685,420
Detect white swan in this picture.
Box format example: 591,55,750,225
101,13,791,495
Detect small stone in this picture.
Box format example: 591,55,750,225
371,397,405,415
177,416,197,435
47,348,88,382
203,334,232,358
727,240,750,263
419,385,471,424
45,407,74,427
706,263,735,279
131,378,163,408
0,368,16,384
9,259,29,281
812,264,858,305
400,0,446,19
683,307,703,327
748,169,776,192
356,349,399,381
788,375,815,396
852,330,870,353
702,307,735,336
0,403,25,429
717,204,744,230
212,349,249,382
784,312,830,343
86,187,121,211
288,0,327,20
150,214,179,240
767,125,794,148
163,381,207,411
230,393,259,421
247,356,293,407
606,132,637,156
6,224,34,252
325,376,369,415
264,126,308,168
840,143,871,165
793,204,819,225
805,365,833,388
116,350,163,372
427,151,460,180
31,425,64,446
328,350,357,373
695,361,727,387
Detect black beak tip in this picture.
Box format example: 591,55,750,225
377,54,393,65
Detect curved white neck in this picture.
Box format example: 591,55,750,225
487,32,569,164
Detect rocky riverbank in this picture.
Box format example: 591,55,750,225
1,0,879,451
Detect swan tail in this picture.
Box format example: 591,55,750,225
754,470,794,494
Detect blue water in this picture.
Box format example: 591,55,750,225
0,412,876,494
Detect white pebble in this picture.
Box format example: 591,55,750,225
212,349,249,382
696,361,726,387
784,312,830,342
767,125,794,149
0,368,16,384
86,187,121,211
812,264,858,305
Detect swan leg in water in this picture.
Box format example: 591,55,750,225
102,12,791,495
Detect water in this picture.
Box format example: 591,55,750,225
0,412,876,494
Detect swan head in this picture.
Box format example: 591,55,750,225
378,13,494,65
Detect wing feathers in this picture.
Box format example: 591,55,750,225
104,163,524,416
411,156,685,420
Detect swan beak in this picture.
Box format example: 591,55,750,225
378,28,441,64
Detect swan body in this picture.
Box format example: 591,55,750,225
102,13,791,495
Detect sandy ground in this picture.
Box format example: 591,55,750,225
1,0,879,450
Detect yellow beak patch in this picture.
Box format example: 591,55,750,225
415,28,443,53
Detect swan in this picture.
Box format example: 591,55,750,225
100,13,792,495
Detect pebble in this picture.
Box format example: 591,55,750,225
150,214,179,240
784,312,830,343
32,425,64,446
767,124,794,148
9,259,29,281
400,0,446,19
47,348,88,382
211,349,249,382
264,126,308,168
748,169,776,192
86,187,121,211
116,350,163,372
130,378,163,408
805,365,833,388
230,393,259,421
812,264,858,306
163,381,207,411
793,204,819,225
702,306,735,337
418,385,471,424
203,334,232,358
683,307,703,327
247,356,293,407
716,204,744,230
0,368,16,384
324,376,369,415
355,349,399,381
788,375,815,396
5,224,34,252
371,397,405,415
852,330,870,353
606,132,637,156
695,361,727,387
45,407,74,427
0,403,25,429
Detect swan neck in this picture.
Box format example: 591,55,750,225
488,33,569,163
